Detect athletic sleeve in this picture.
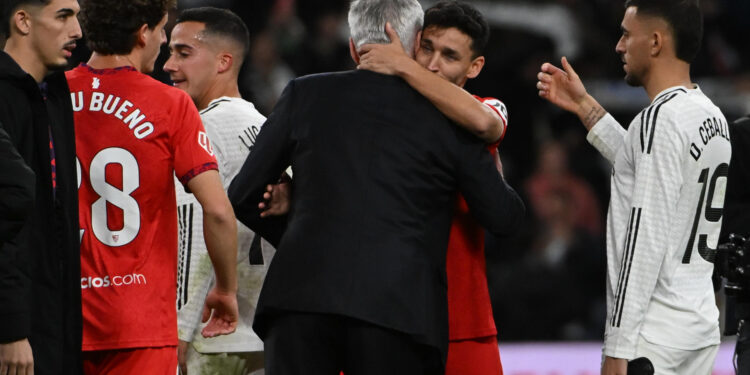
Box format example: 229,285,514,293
175,192,215,343
172,94,218,187
587,113,628,164
603,108,684,359
203,119,229,186
474,95,508,144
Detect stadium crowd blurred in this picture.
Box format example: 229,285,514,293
70,0,749,342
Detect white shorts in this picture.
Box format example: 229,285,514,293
184,343,265,375
633,335,719,375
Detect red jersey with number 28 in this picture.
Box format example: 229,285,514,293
446,96,508,341
66,64,218,351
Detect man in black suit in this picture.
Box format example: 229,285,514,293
228,0,524,373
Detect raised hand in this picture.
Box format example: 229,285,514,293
537,57,588,112
200,287,238,338
537,57,606,130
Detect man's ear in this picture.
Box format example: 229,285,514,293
136,23,150,47
349,37,360,64
466,55,485,79
12,10,33,36
650,30,664,57
413,30,422,57
217,52,233,74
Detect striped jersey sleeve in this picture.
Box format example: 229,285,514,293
473,95,508,142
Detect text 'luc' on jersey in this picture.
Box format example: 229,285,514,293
176,97,275,353
587,85,731,359
66,64,218,351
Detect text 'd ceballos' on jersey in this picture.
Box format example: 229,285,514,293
587,85,731,359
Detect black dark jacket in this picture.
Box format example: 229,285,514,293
721,116,750,239
0,51,81,375
229,70,525,361
0,123,35,244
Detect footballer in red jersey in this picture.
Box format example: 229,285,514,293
70,1,239,373
357,2,509,374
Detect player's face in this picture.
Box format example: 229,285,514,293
415,26,483,88
164,21,217,106
142,13,168,74
29,0,81,70
615,6,651,87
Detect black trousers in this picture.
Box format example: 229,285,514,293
737,319,750,375
264,312,443,375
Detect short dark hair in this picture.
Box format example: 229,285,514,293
624,0,703,63
79,0,176,55
1,0,49,40
423,1,489,58
175,7,250,60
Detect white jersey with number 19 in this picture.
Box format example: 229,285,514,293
587,85,731,359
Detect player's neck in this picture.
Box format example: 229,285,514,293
4,40,48,82
87,51,144,72
643,60,692,101
197,78,240,111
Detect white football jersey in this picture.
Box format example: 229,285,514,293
176,97,274,353
587,86,731,359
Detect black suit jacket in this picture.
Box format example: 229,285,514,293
229,70,524,358
721,116,750,239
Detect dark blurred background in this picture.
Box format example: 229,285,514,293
69,0,750,342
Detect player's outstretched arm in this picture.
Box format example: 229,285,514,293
358,22,504,143
186,170,239,338
537,57,607,131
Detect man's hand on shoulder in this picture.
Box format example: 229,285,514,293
357,22,417,77
0,338,33,375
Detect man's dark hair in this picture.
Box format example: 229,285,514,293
79,0,176,55
422,1,489,58
1,0,49,40
176,7,250,60
624,0,703,63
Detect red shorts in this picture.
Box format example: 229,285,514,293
82,346,178,375
445,336,503,375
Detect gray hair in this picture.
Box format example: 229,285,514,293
348,0,424,57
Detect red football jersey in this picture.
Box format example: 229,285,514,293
67,65,218,350
446,96,507,340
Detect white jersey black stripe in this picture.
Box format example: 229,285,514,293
176,202,193,309
611,207,636,326
586,85,730,358
615,207,642,328
176,97,275,353
646,93,680,154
